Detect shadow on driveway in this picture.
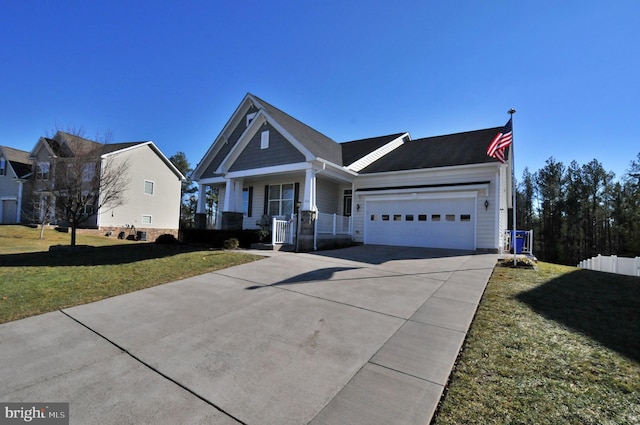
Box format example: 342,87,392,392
516,269,640,363
308,245,474,265
246,267,361,290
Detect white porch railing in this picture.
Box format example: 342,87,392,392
316,212,352,235
272,216,296,245
504,230,534,255
578,254,640,277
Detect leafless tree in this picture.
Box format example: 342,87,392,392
35,129,130,246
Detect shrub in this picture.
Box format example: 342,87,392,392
155,234,178,245
223,238,239,250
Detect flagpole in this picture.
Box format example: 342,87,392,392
508,108,517,266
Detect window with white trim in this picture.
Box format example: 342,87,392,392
268,183,294,218
144,180,154,195
36,162,50,180
261,130,270,149
142,215,152,224
0,157,6,176
82,162,95,182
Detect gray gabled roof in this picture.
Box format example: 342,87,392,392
251,94,344,165
358,127,505,173
0,145,32,178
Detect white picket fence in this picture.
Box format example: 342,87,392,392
578,254,640,277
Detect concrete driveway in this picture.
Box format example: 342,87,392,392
0,245,497,425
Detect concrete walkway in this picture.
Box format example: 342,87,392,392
0,245,497,425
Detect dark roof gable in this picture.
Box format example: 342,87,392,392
358,127,505,173
251,94,344,165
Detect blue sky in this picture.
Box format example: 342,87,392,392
2,1,639,181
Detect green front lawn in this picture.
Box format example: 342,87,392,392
0,225,263,324
433,262,640,424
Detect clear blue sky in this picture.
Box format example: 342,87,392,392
2,1,639,181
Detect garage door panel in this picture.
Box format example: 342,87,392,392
364,198,475,250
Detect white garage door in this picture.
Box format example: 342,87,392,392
364,198,475,250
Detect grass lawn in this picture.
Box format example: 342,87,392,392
0,225,263,324
432,262,640,425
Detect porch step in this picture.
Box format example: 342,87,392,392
249,243,295,252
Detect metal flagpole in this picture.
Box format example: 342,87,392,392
509,108,517,266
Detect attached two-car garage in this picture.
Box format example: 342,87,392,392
363,195,476,250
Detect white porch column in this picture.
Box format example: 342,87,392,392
223,178,244,212
196,184,207,214
303,168,317,211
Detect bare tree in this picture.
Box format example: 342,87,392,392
34,130,130,246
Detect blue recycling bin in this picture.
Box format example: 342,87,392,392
511,230,527,254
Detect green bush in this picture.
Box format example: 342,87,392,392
223,238,239,250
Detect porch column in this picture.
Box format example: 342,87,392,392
221,178,244,231
223,178,244,212
16,180,24,223
196,184,207,214
302,168,317,211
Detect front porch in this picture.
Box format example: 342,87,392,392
195,164,355,252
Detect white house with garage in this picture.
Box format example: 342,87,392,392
192,93,511,252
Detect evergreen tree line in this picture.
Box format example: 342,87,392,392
516,153,640,265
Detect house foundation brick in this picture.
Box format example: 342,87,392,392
73,226,178,242
296,210,316,252
221,212,243,230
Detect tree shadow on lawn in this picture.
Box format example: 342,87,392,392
516,269,640,363
0,243,205,267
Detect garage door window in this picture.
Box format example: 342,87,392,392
394,214,402,221
432,214,441,221
406,214,414,221
370,214,377,221
446,214,456,221
418,214,427,221
461,214,471,222
382,214,389,221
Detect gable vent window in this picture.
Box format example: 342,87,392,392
261,130,270,149
144,180,154,195
246,112,257,127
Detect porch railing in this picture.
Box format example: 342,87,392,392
316,212,352,235
272,215,296,245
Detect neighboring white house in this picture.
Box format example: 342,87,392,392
28,132,184,240
0,146,32,224
192,93,512,252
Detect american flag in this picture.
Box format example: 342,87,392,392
487,118,513,163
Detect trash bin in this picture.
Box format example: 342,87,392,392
136,231,147,241
511,230,526,254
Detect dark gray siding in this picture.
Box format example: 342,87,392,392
229,123,306,172
200,106,259,178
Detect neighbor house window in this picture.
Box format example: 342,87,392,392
36,162,50,180
144,180,154,195
142,215,152,224
261,130,270,149
0,157,6,176
268,183,294,217
82,162,95,182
